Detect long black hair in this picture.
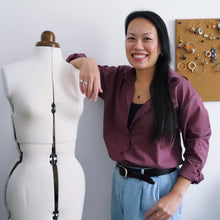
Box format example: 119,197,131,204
125,11,176,143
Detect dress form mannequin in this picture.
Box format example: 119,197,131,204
1,31,85,220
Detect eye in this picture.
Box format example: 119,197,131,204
144,37,152,41
126,36,135,41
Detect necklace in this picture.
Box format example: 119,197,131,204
135,81,150,100
137,90,146,99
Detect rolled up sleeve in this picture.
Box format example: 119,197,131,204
66,53,87,62
177,80,211,184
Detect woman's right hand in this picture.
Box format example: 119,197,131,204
70,57,103,101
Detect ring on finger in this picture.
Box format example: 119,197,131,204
80,79,88,85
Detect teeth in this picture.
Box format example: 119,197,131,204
133,54,146,58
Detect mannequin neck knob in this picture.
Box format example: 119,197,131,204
36,30,60,48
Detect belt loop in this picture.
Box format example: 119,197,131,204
141,168,144,174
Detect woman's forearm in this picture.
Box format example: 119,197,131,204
170,176,191,199
70,57,87,69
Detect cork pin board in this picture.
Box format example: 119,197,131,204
175,18,220,101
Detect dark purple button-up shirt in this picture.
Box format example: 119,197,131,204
67,54,211,184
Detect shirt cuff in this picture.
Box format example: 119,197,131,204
66,53,87,63
178,163,204,184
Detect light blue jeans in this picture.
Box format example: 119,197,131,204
111,165,182,220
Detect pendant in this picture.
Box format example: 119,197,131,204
137,95,140,99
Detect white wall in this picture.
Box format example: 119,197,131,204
0,0,219,219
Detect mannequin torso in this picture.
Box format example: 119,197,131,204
1,42,85,220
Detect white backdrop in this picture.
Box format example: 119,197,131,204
0,0,220,219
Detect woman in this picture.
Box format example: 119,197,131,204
67,11,211,220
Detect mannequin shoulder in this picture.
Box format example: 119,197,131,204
64,61,80,73
1,59,34,98
61,61,80,80
2,58,33,76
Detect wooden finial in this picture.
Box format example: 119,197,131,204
36,30,60,48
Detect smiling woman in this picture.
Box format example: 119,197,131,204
125,18,161,75
66,10,211,220
125,18,161,105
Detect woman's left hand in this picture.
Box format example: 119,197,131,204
143,191,182,220
143,176,191,220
